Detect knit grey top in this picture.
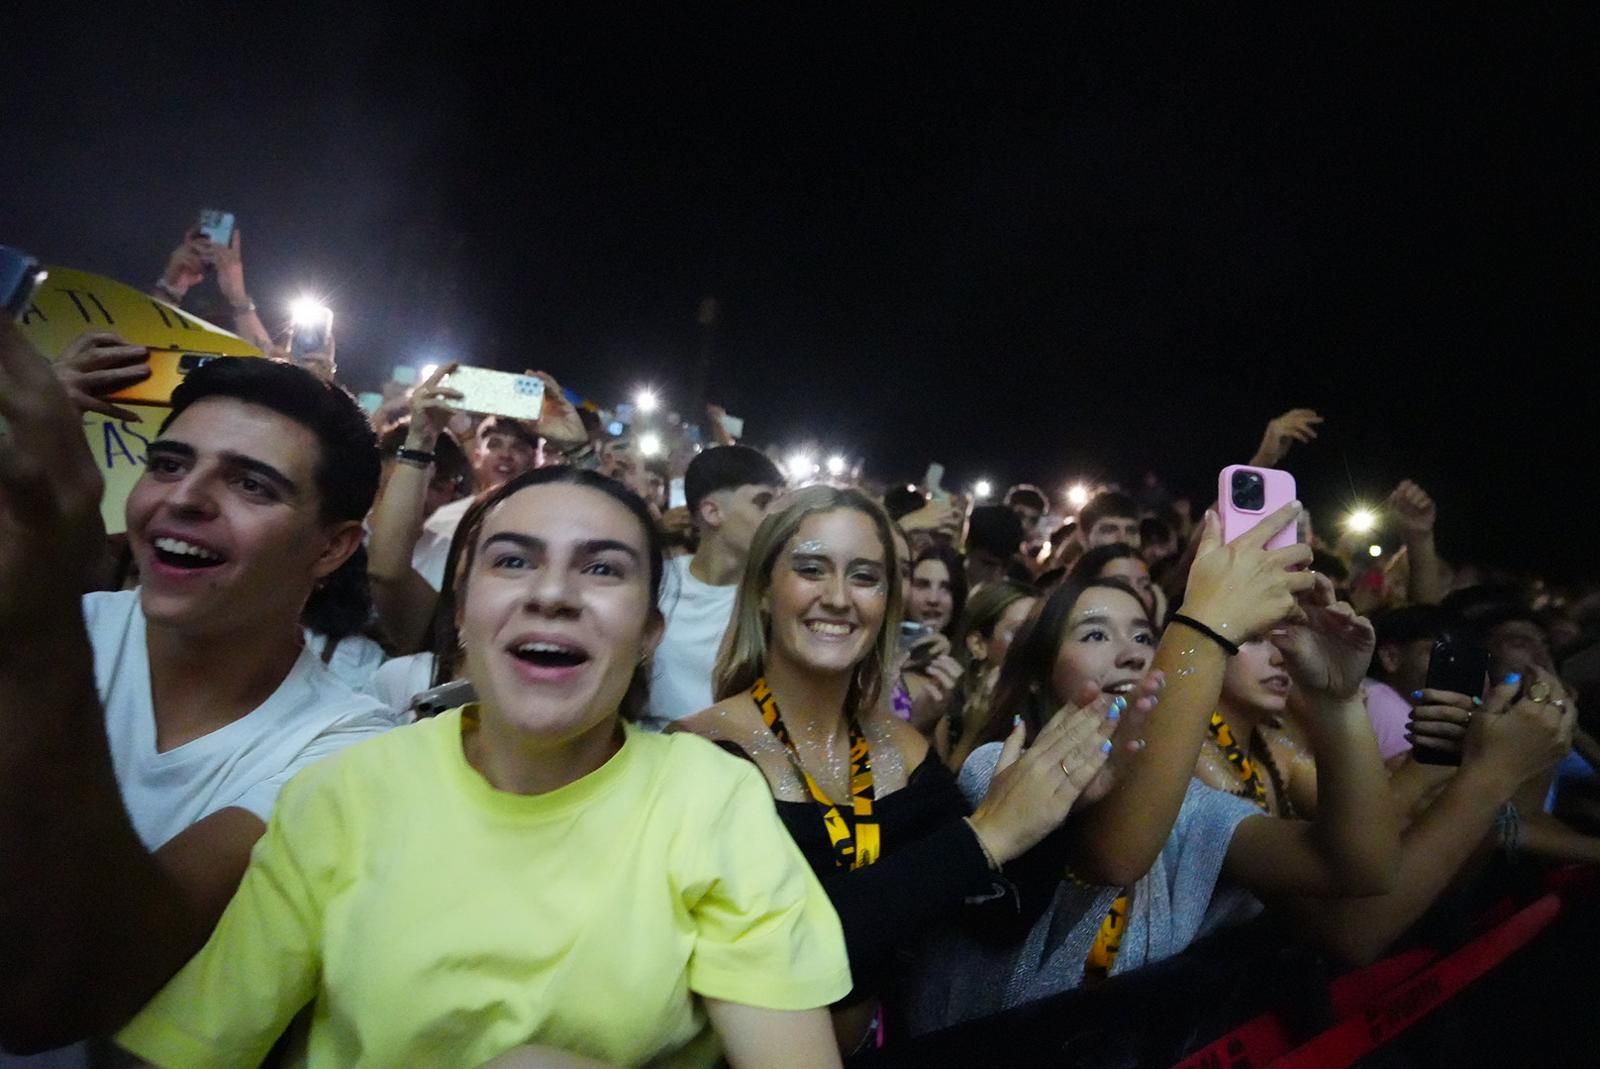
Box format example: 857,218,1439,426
898,742,1262,1035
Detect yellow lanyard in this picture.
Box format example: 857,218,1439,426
751,677,880,870
1208,711,1269,809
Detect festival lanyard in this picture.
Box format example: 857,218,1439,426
1084,713,1272,982
1207,710,1270,811
1083,891,1129,982
751,677,880,871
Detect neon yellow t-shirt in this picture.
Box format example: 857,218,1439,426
117,709,851,1068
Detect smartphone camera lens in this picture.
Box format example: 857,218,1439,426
1232,470,1266,511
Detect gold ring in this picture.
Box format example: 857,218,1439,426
1528,680,1553,703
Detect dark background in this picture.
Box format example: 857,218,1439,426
4,7,1594,576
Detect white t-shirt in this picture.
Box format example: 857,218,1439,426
413,495,475,591
303,628,389,692
644,555,739,723
86,590,404,850
362,651,438,720
0,593,404,1066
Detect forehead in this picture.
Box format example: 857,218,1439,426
480,483,646,549
1102,556,1148,578
160,398,320,480
913,557,950,579
1092,514,1139,529
1068,586,1148,624
789,508,884,558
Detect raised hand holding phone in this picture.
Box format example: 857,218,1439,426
1182,503,1315,643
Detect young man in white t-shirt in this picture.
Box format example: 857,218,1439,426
644,445,783,724
0,325,402,1057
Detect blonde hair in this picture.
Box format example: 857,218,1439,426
713,486,904,716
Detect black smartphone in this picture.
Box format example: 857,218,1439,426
1,245,46,320
1410,633,1490,766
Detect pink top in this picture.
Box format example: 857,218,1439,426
1363,679,1414,761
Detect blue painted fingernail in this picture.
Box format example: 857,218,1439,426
1411,690,1423,700
1012,714,1022,729
1099,740,1114,754
1472,697,1483,707
1109,696,1126,720
1504,673,1521,686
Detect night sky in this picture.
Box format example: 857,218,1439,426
5,8,1593,576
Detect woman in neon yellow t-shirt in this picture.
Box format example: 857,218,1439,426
118,467,851,1069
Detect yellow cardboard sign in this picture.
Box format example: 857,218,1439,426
16,267,262,534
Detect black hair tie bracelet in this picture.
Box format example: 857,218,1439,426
1169,613,1241,657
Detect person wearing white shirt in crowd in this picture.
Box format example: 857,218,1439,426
644,445,783,727
0,328,404,1063
367,362,588,653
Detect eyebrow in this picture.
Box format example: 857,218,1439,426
482,532,643,563
147,441,300,499
791,551,885,568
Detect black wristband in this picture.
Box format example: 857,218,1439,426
396,447,435,467
1169,613,1241,656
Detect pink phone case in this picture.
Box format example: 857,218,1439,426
1218,465,1298,549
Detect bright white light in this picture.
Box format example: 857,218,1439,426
826,455,847,477
289,296,331,328
973,479,993,500
1347,508,1377,534
638,432,663,457
1066,483,1091,509
786,452,816,481
1368,543,1383,558
419,363,438,381
634,389,659,415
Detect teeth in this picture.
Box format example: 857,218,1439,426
1105,681,1135,694
807,621,853,636
153,536,221,562
516,642,570,654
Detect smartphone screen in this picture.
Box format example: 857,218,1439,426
1,245,46,319
197,209,236,248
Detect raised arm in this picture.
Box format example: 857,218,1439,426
0,319,263,1050
1388,480,1443,605
1067,504,1315,885
1219,579,1400,897
1247,408,1323,470
1270,677,1574,964
367,363,461,650
210,229,276,356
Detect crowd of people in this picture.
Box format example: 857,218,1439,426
1,226,1597,1068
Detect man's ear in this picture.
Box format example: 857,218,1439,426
312,520,366,581
698,496,724,531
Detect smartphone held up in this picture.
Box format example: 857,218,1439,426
1,245,46,320
1410,633,1490,767
1218,465,1298,548
289,297,333,360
